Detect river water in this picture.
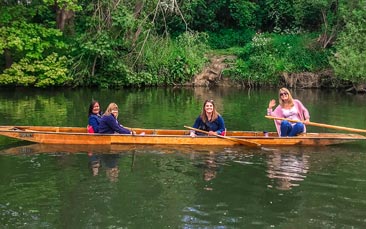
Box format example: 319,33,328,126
0,87,366,228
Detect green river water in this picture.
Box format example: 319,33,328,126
0,87,365,228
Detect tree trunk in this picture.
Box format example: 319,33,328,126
131,1,144,46
55,5,74,31
4,49,13,69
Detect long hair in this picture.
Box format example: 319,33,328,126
103,103,119,118
88,100,101,117
200,99,220,123
278,88,294,107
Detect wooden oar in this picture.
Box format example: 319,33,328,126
265,115,366,133
184,126,261,148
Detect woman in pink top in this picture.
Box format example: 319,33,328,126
267,88,310,137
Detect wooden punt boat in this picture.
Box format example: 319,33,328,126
0,125,365,147
0,143,229,155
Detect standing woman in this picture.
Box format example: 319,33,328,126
88,100,102,133
267,88,310,137
190,99,226,137
98,103,132,134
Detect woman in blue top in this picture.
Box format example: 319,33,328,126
88,100,102,133
190,99,226,137
98,103,132,134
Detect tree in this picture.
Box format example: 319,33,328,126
43,0,81,32
0,1,70,87
330,0,366,91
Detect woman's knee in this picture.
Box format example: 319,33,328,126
281,120,291,128
294,123,304,131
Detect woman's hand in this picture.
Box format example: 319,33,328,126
208,131,217,136
189,131,196,137
268,99,276,109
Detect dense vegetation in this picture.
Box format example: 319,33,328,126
0,0,365,89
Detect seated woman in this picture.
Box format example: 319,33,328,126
267,88,310,137
88,100,102,133
98,103,132,134
190,99,226,137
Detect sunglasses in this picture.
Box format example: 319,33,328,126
280,92,288,96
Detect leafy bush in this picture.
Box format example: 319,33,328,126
226,32,331,86
137,31,208,86
207,29,255,49
330,1,366,84
0,53,71,87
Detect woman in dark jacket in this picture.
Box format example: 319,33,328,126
98,103,132,134
190,99,226,137
88,100,102,133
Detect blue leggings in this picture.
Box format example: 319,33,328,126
280,120,304,137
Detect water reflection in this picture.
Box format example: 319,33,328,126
191,150,236,191
2,142,366,227
197,151,221,191
203,152,218,183
88,152,101,176
266,151,309,190
88,153,120,182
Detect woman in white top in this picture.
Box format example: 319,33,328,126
267,88,310,137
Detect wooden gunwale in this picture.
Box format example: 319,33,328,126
0,125,365,146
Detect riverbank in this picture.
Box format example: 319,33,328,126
188,54,365,93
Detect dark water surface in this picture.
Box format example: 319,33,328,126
0,87,366,228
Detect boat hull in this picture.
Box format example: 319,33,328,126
0,126,365,146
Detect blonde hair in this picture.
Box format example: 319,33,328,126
103,103,119,118
278,88,294,107
200,99,220,123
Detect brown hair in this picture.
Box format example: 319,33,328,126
88,100,101,117
200,99,220,123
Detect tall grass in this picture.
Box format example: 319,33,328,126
131,32,209,86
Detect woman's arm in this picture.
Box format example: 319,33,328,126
107,116,131,134
216,116,226,135
295,99,310,122
88,116,100,133
190,116,202,137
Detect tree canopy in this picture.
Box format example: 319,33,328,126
0,0,365,89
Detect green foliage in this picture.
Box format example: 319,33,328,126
0,3,38,24
330,0,366,83
257,0,297,31
138,32,208,86
1,0,364,88
226,32,331,86
70,2,138,87
0,2,69,88
71,31,208,87
0,21,65,60
207,29,255,49
229,0,258,28
271,33,330,71
0,53,71,87
42,0,82,12
180,0,257,32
